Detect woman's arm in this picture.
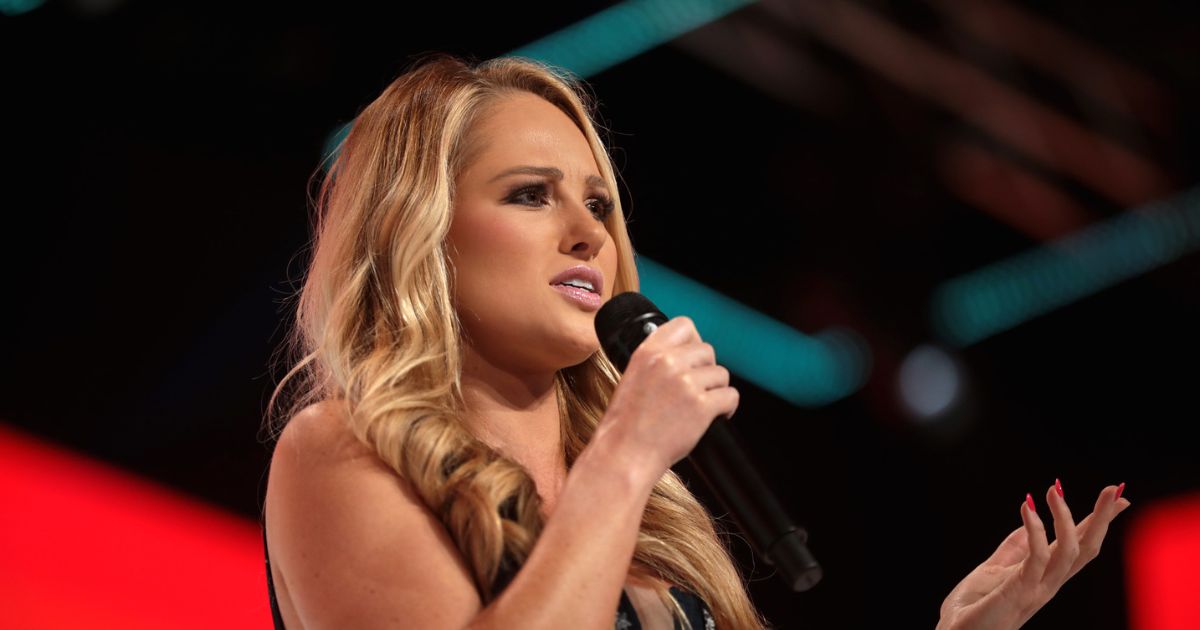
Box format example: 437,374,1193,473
473,316,738,628
464,419,661,630
266,318,734,630
267,400,662,630
265,402,484,629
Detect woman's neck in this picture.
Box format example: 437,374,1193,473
458,346,568,511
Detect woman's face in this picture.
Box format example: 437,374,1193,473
448,91,620,374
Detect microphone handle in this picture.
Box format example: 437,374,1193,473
688,417,822,592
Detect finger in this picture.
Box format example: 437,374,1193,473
674,341,716,368
1017,494,1051,592
688,364,730,391
1047,490,1123,569
707,385,740,419
984,525,1030,568
1041,482,1080,588
1066,484,1131,579
657,316,701,346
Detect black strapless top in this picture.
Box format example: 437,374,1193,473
263,524,714,629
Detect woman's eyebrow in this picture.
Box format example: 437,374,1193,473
489,165,605,188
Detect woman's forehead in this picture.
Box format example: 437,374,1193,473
466,95,600,180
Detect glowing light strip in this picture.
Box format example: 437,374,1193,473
930,0,1170,133
933,186,1200,346
0,0,45,16
507,0,756,78
766,0,1168,207
637,257,870,406
323,0,757,163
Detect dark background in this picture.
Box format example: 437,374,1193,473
4,0,1198,628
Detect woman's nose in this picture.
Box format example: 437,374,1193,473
561,201,608,259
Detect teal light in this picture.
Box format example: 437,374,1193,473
0,0,45,16
507,0,755,78
321,122,352,170
637,257,871,407
323,0,755,169
933,186,1200,347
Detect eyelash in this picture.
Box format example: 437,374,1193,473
507,183,615,221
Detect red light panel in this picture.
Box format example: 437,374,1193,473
1126,492,1200,630
0,423,271,629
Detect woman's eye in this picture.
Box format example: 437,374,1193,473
588,196,615,220
508,185,549,206
507,184,613,220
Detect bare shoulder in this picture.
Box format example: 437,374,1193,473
270,399,377,472
265,400,481,630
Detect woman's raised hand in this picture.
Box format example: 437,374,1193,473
936,483,1131,630
599,316,739,475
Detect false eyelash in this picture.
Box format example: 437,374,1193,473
507,183,615,220
589,195,616,221
507,183,550,206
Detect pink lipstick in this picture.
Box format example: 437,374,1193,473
549,265,604,311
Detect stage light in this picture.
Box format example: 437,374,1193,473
897,344,964,421
1126,493,1200,630
637,257,871,407
506,0,756,78
933,186,1200,347
321,121,352,170
0,0,45,16
321,0,755,170
0,423,269,628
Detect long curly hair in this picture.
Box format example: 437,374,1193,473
266,54,766,629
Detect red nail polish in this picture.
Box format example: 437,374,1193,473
1055,478,1064,498
1026,493,1036,513
1115,482,1125,502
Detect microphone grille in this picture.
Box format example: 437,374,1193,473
595,292,659,343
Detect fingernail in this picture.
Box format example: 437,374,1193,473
1055,478,1064,498
1026,493,1036,513
1114,482,1125,502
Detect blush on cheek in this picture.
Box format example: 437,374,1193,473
478,213,529,247
452,217,541,297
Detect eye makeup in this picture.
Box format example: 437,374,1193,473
504,181,615,220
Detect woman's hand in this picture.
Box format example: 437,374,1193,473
597,316,739,477
936,483,1131,630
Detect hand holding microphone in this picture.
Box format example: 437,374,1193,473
599,315,740,474
596,292,821,592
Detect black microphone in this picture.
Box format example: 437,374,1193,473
596,292,822,592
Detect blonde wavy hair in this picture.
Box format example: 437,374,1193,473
266,54,766,630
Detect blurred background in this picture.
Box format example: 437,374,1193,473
3,0,1198,628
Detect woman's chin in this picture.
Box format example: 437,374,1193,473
554,337,601,369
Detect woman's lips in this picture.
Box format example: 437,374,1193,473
551,284,602,311
549,265,604,296
549,264,604,311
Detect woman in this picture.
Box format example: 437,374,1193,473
262,54,1130,629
